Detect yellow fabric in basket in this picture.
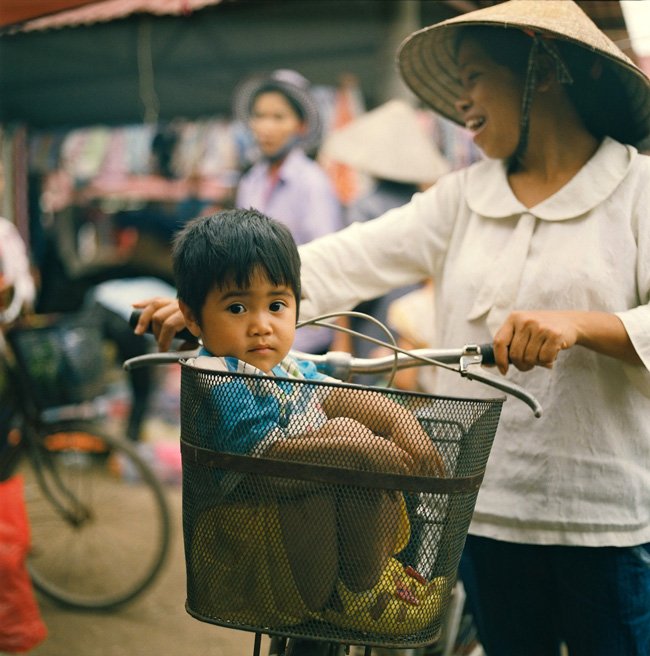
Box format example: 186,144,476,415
189,502,310,627
320,558,448,635
189,494,412,629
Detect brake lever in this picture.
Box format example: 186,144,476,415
460,364,543,418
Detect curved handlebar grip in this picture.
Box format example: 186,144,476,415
478,343,495,366
129,309,197,344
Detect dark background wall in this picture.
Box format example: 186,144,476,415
0,0,458,129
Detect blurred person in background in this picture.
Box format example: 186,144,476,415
232,69,345,354
0,218,36,325
0,217,37,476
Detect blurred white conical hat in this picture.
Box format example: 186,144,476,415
321,99,450,185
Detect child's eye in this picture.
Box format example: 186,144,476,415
227,303,246,314
269,301,286,313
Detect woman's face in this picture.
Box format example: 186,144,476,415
249,91,306,158
455,37,524,159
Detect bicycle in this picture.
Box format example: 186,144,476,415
0,309,172,611
125,312,540,655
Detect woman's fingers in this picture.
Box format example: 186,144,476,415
493,321,514,375
131,297,159,335
131,297,184,351
494,311,576,374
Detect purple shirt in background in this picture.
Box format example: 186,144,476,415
236,147,344,353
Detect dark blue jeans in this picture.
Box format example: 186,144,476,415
460,535,650,656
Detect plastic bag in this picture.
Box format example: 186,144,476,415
0,475,48,652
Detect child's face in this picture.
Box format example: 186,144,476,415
181,267,297,373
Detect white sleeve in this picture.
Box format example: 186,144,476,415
616,307,650,398
614,165,650,395
298,171,462,321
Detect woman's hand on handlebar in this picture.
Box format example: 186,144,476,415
494,309,642,375
132,297,189,352
493,310,578,375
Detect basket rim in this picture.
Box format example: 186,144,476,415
179,360,506,407
180,439,485,495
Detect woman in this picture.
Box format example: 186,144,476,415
135,3,650,653
233,69,344,354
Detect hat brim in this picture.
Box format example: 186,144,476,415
232,74,322,150
397,0,650,143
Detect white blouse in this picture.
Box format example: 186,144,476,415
299,137,650,547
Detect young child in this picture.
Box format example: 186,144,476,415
173,208,446,633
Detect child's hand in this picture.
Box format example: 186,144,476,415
360,436,415,475
389,420,446,477
320,389,445,475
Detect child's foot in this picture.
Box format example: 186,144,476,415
320,558,449,635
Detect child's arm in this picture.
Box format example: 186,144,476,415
321,389,446,476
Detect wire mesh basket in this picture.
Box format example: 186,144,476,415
7,313,105,410
180,364,503,649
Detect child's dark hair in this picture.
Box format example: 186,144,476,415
172,208,301,324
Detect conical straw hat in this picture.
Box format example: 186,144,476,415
320,100,451,184
398,0,650,143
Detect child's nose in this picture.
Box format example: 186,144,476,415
249,312,272,335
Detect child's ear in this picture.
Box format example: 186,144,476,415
178,300,202,338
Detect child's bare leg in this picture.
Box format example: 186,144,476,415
279,492,338,611
337,489,403,592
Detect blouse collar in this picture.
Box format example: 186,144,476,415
465,137,635,221
464,137,636,335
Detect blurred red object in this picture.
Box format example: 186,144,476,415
0,475,48,653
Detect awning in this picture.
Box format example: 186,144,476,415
2,0,223,33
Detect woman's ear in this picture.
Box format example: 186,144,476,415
179,299,202,338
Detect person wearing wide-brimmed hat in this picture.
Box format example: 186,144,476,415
134,3,650,652
233,69,344,354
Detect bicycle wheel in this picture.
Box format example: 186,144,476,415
16,422,171,610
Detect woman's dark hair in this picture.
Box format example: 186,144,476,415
554,40,638,144
249,83,306,122
455,26,639,144
172,208,301,324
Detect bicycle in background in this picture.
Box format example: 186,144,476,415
0,308,171,611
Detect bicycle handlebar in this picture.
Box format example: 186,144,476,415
125,311,542,417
